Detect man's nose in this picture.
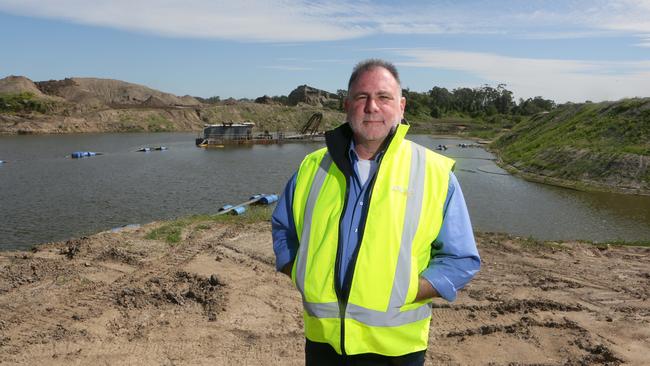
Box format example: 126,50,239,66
364,96,380,113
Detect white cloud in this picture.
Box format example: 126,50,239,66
596,0,650,33
0,0,373,41
1,0,648,42
634,34,650,47
393,49,650,102
260,65,312,71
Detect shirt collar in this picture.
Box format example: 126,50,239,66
348,139,384,164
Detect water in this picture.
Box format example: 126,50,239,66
1,133,648,250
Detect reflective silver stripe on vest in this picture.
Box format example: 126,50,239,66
301,143,432,327
304,300,433,325
303,301,339,318
389,142,426,309
295,153,333,296
346,302,432,326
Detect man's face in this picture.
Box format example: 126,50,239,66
344,67,406,146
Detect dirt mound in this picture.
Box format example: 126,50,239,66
179,95,200,106
0,76,46,96
140,95,169,108
287,84,339,107
0,76,66,105
255,95,275,104
34,77,200,107
35,78,104,107
116,271,225,321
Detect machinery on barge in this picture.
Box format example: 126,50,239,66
196,112,324,147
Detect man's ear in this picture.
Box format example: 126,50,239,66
400,96,406,117
344,97,350,113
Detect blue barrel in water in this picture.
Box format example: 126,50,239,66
218,204,234,212
231,206,246,215
71,151,98,158
260,194,279,204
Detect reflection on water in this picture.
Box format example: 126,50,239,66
1,133,649,250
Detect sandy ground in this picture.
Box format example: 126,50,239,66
1,220,648,365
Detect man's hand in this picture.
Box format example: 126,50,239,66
415,276,439,301
280,261,294,277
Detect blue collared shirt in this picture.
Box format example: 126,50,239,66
272,143,480,302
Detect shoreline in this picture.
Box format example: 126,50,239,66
0,129,201,136
428,134,649,197
494,158,650,197
3,212,649,253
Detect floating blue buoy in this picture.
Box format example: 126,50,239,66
138,146,167,152
231,206,246,215
260,194,279,204
218,204,234,212
71,151,99,159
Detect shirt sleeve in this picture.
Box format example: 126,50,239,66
420,172,481,302
271,173,299,272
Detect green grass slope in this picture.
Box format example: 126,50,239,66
0,92,65,114
492,98,650,194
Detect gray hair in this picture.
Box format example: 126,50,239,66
347,59,401,94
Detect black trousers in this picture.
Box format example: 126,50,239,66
305,339,426,366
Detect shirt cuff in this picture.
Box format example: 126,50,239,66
421,269,457,302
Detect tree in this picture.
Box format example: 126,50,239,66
337,89,347,111
403,88,429,116
494,84,514,114
516,96,556,115
430,105,442,118
428,86,452,115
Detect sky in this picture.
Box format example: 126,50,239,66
1,0,649,103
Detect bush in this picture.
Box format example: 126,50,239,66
0,92,54,113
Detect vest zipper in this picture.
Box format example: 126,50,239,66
334,176,350,356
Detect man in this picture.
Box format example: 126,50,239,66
272,59,480,365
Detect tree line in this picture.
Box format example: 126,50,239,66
402,84,556,119
195,83,557,119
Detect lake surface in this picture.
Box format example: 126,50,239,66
1,132,649,250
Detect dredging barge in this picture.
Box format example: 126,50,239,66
195,113,325,147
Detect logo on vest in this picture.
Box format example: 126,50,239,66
391,185,411,195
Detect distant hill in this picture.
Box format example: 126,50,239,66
492,98,650,194
0,75,344,134
288,85,339,108
0,75,64,102
34,77,200,107
0,75,46,96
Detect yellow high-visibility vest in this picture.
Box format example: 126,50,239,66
291,123,455,356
